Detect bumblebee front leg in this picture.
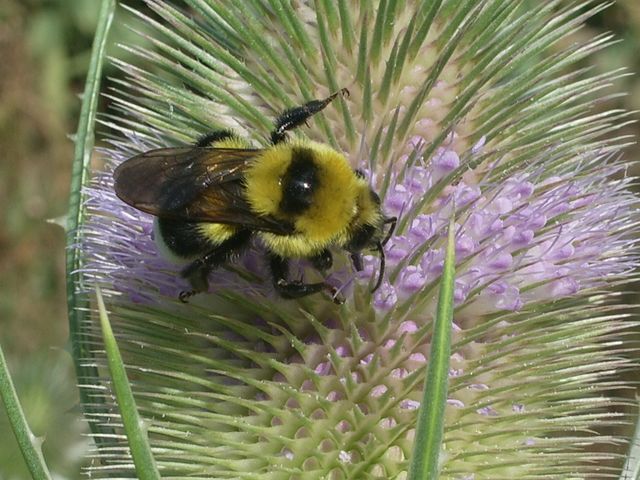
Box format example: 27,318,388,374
350,252,364,272
269,254,344,304
271,88,349,144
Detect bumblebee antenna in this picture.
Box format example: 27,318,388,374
382,216,397,246
371,217,396,293
371,241,386,293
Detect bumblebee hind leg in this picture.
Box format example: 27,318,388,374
271,88,349,144
195,129,235,148
269,254,344,304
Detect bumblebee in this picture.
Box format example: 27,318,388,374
114,89,396,303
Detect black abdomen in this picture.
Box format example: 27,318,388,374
156,218,213,259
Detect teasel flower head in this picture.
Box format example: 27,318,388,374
76,0,639,477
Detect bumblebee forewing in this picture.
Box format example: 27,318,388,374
113,147,261,216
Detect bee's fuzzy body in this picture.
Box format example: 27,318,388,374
114,91,395,303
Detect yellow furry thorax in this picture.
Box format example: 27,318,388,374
244,139,378,258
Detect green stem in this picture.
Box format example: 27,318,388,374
96,287,161,479
65,0,116,443
408,213,456,480
0,344,52,480
620,399,640,480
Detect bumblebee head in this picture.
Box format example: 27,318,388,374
346,179,397,292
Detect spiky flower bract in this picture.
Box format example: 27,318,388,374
76,0,639,477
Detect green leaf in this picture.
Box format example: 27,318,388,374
0,344,52,480
621,400,640,480
65,0,116,442
96,287,161,480
408,213,456,480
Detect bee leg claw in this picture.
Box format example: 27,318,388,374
273,278,344,304
328,286,345,305
271,254,342,302
179,290,196,303
178,267,211,301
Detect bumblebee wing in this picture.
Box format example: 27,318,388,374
113,147,294,234
114,147,255,212
188,181,293,233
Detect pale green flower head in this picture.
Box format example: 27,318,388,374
76,0,639,478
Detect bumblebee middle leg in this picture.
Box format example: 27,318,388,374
269,253,344,304
271,88,349,145
178,229,252,302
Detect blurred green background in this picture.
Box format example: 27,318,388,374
0,0,638,478
0,1,151,477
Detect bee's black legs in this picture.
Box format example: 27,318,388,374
178,230,251,302
195,129,235,148
269,254,344,304
350,252,364,272
271,88,349,145
310,249,333,272
179,260,211,302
